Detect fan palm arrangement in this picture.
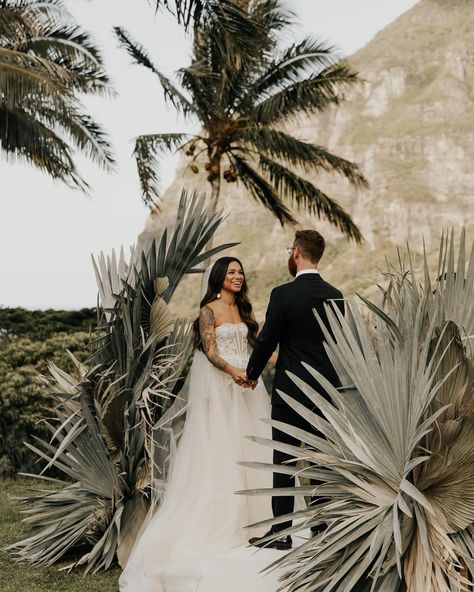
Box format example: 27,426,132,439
0,0,114,189
116,0,367,241
6,191,235,572
242,229,474,591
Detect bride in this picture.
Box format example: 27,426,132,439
119,257,275,592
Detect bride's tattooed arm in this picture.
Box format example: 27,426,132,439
199,306,229,372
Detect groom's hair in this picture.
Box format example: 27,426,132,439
294,230,325,263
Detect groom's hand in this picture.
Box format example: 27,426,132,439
241,373,258,389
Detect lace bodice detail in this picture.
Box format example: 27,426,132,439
215,323,250,368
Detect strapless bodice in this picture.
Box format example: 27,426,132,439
215,323,249,368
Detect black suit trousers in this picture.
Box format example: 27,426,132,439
271,401,325,534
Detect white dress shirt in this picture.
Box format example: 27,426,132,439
295,268,319,278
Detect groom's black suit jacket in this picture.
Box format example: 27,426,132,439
246,273,344,408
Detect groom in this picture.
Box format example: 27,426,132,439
245,229,344,550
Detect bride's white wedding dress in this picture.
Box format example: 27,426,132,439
119,322,279,592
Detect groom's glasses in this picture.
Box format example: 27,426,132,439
286,246,295,255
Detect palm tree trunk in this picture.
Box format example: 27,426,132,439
204,161,221,252
210,168,221,219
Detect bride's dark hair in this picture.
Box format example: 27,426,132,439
193,257,258,350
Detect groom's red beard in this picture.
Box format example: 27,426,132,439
288,254,297,277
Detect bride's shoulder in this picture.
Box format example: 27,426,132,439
200,302,218,314
200,303,215,317
200,302,230,329
199,302,221,324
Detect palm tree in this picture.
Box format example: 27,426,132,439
116,0,367,242
241,229,474,591
0,0,114,190
6,191,236,572
150,0,266,63
152,0,249,26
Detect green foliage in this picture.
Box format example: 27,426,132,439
0,0,114,188
0,307,96,340
0,331,91,476
242,229,474,592
116,0,366,241
6,191,236,573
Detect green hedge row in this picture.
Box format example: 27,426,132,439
0,308,96,476
0,306,97,340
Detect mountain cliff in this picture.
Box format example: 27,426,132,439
140,0,474,319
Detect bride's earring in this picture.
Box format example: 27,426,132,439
216,292,221,299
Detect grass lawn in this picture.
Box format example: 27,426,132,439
0,477,120,592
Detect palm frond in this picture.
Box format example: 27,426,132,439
4,0,71,28
0,104,87,189
114,26,194,115
177,62,221,122
16,25,111,93
238,36,339,111
7,391,123,573
245,127,368,188
28,102,115,170
253,62,358,124
114,26,158,72
91,245,136,321
432,228,474,352
151,0,270,60
149,320,194,507
0,46,74,104
133,132,189,205
70,113,115,169
250,0,294,33
230,153,295,225
259,155,363,242
20,25,105,68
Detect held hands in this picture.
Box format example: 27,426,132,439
228,366,248,385
228,367,258,389
243,377,258,390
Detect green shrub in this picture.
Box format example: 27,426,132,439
0,331,92,476
0,307,96,340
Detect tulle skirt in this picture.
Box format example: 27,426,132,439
119,350,276,592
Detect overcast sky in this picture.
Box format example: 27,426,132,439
1,0,418,310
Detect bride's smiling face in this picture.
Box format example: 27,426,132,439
222,261,245,294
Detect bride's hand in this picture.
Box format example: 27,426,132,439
228,366,247,385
